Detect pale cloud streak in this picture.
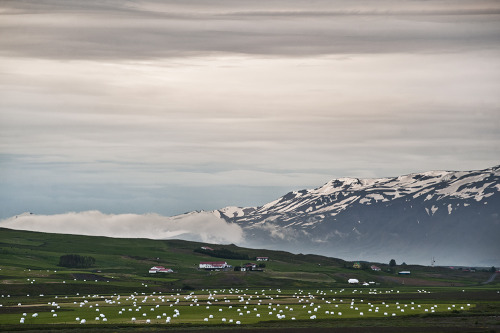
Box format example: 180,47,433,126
0,211,244,244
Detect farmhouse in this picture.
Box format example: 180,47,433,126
244,263,258,270
149,266,173,274
371,265,381,271
199,261,230,270
256,257,269,261
201,246,214,251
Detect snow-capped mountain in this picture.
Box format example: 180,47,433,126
215,166,500,266
2,166,498,266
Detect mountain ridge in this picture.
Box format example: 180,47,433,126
214,165,500,266
2,165,499,266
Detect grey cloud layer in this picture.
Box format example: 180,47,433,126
1,0,500,60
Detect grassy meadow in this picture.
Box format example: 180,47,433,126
1,227,499,332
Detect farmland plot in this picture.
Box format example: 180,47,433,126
0,287,476,325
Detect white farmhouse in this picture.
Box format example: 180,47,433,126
199,261,229,270
149,266,173,274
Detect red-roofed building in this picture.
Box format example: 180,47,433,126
199,261,229,270
149,266,173,273
244,263,257,270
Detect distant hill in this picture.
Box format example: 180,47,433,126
0,228,494,294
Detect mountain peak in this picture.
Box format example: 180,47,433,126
217,165,500,266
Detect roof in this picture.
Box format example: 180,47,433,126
200,261,227,265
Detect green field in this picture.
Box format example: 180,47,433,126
1,227,499,332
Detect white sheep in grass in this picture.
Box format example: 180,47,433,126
80,319,86,324
131,317,136,321
146,319,151,323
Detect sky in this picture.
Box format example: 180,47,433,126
1,0,500,220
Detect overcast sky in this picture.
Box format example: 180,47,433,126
1,0,500,219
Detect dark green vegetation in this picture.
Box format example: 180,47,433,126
0,227,499,332
193,247,249,260
59,254,96,269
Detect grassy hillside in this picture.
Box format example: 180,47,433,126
0,227,496,296
1,228,499,332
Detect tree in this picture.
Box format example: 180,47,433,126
491,266,497,273
58,254,95,268
389,259,396,267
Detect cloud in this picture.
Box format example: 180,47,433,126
0,0,499,220
1,0,499,60
0,211,244,244
250,222,302,241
